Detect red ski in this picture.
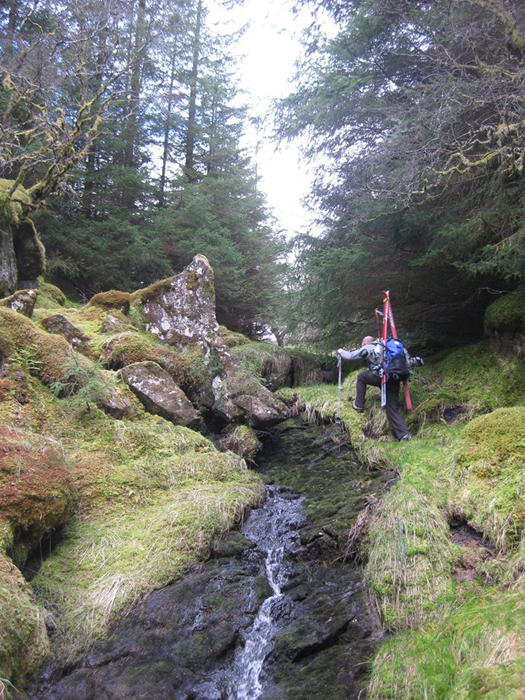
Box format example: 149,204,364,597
381,291,413,411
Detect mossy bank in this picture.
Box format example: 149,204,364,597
285,312,525,699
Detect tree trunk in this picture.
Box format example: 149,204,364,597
185,0,203,181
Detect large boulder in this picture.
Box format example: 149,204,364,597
131,256,288,426
118,361,200,427
132,255,229,361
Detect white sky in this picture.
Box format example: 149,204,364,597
209,0,326,238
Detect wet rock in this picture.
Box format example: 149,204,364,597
32,554,266,700
41,314,92,354
118,361,200,426
0,288,38,317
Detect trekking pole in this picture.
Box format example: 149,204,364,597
336,353,342,424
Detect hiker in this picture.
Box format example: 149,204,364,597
337,336,424,441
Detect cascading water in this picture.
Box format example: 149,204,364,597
31,419,385,700
229,486,305,699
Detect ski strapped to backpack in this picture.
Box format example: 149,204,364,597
380,291,413,410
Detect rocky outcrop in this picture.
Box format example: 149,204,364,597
41,314,92,354
132,255,288,426
132,255,225,356
118,361,200,427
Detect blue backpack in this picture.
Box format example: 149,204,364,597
384,338,410,380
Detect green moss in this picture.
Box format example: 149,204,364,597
0,554,50,689
485,294,525,336
369,586,525,700
0,306,81,385
101,329,202,393
219,325,251,348
34,419,263,662
453,408,525,552
34,280,67,309
131,277,174,305
218,425,262,461
0,179,31,227
364,431,460,630
86,290,131,313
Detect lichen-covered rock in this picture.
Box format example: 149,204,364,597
0,553,50,688
86,290,132,314
0,426,73,567
132,255,224,356
0,288,38,317
118,361,200,426
41,314,93,354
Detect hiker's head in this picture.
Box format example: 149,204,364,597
361,335,375,346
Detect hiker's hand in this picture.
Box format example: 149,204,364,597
415,356,424,366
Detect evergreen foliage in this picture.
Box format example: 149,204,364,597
0,0,283,334
280,0,525,347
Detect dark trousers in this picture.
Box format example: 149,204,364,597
355,370,409,440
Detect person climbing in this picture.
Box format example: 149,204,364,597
337,336,424,441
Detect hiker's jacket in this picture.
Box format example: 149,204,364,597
338,342,421,377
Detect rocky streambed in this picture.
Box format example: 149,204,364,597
31,419,389,700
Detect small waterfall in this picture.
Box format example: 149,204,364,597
228,486,305,700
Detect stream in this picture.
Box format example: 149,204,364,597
31,418,387,700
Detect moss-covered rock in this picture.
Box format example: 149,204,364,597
0,426,73,568
0,288,39,317
0,306,79,385
219,325,251,348
41,313,93,355
0,552,50,690
217,425,262,461
86,290,132,314
101,330,201,396
454,407,525,552
485,293,525,336
0,180,45,297
35,280,67,309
